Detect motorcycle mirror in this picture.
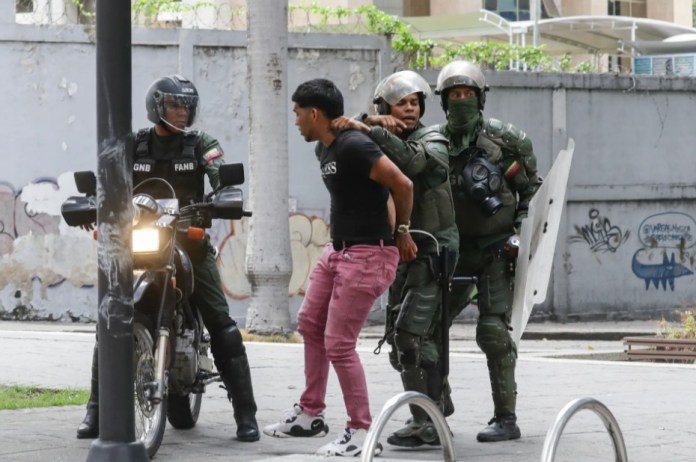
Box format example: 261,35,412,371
212,187,245,220
219,163,245,187
61,196,97,226
74,171,97,196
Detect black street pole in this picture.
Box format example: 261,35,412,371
87,0,148,460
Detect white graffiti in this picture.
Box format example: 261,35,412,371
215,213,330,299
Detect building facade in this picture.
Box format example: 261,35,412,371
14,1,694,28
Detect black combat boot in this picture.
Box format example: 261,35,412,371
217,354,260,442
387,418,441,447
476,413,521,442
388,368,442,448
76,347,99,439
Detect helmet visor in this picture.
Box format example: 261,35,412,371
158,92,198,130
435,61,485,95
375,70,432,107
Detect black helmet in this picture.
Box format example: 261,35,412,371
145,75,199,130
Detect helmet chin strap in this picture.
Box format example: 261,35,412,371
160,117,193,135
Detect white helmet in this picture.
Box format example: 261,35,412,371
435,60,489,110
373,70,432,117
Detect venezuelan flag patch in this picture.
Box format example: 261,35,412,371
203,147,222,163
504,160,521,180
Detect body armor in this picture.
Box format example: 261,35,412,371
133,127,205,205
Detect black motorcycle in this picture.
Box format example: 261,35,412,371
61,163,250,458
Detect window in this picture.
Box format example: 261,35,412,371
608,1,621,16
483,0,535,22
608,0,646,18
16,0,33,13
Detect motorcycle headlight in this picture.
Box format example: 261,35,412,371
132,228,160,253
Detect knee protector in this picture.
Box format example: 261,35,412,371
210,323,245,360
420,338,439,370
394,329,421,368
476,315,513,359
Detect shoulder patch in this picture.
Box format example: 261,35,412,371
202,146,223,164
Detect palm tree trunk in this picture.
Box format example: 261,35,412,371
245,0,292,335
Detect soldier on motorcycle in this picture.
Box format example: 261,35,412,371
77,75,260,443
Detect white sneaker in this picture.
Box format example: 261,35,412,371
316,427,383,457
263,404,329,438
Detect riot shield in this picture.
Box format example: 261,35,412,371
511,138,575,347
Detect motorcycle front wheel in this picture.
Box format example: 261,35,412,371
133,321,167,458
167,392,202,429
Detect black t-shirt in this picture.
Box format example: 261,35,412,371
318,129,392,242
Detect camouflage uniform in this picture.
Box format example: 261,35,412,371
436,61,542,442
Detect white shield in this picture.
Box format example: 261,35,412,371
511,138,575,347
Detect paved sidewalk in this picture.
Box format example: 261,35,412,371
0,320,694,461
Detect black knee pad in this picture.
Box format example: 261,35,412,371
210,323,245,359
476,315,513,358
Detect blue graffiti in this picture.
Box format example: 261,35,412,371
631,250,693,291
638,212,696,249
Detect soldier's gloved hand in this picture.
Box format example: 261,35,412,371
365,115,406,135
395,232,417,262
79,222,95,232
504,234,520,259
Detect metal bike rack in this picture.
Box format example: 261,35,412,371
361,391,456,462
541,397,628,462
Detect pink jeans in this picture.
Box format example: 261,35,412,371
298,243,399,430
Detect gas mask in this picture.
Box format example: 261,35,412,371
456,147,503,216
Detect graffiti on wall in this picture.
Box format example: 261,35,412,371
0,172,329,318
0,174,97,318
0,179,61,254
216,213,330,300
569,208,630,253
632,212,695,290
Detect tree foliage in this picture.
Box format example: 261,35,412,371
131,0,214,17
660,310,696,340
68,1,594,72
290,3,593,72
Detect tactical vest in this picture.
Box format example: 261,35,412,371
133,128,205,205
448,119,530,238
408,126,456,237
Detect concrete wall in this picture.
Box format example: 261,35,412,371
423,70,696,321
647,0,693,27
2,21,695,325
560,0,606,16
0,22,389,324
429,0,479,16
